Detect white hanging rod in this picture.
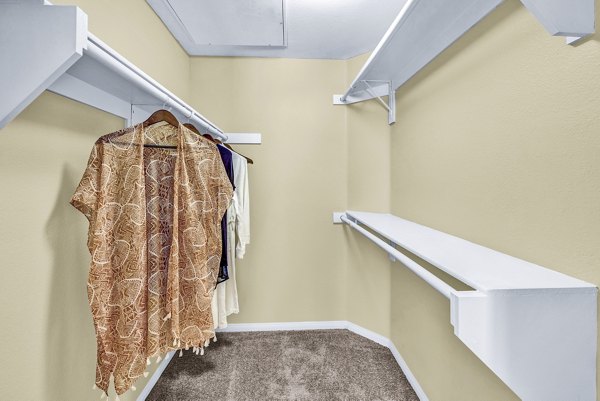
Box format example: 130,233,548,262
340,215,454,299
86,34,228,142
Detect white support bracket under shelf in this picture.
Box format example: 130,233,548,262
334,0,595,124
336,210,597,401
334,80,396,125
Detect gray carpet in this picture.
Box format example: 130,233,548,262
146,329,419,401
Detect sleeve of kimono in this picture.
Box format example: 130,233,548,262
213,147,234,221
70,143,101,222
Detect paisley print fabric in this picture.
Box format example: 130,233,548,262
71,122,233,396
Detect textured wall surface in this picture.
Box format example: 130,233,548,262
189,57,348,325
2,0,599,400
343,53,393,338
0,93,123,401
0,1,192,400
387,0,600,399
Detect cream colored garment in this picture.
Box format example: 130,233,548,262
71,122,232,396
211,200,239,328
233,154,250,259
212,152,248,328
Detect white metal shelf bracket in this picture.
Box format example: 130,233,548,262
363,81,396,125
334,80,396,125
334,0,595,124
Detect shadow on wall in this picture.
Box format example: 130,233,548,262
556,0,599,46
578,0,600,44
44,164,96,401
396,0,600,109
396,0,520,106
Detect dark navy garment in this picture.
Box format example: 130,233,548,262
217,145,235,284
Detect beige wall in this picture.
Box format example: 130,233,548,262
0,9,350,399
189,57,348,324
2,0,599,400
0,1,192,400
346,0,600,400
0,93,123,401
343,53,393,337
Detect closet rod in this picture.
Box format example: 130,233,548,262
87,34,228,142
341,215,454,299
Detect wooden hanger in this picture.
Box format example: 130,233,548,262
201,133,218,144
139,109,180,149
224,143,254,165
184,123,254,165
183,123,200,135
142,109,179,128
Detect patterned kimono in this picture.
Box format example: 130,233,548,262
70,122,233,396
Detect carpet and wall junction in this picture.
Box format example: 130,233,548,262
147,330,419,401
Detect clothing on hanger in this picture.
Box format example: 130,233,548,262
197,129,253,165
216,144,235,283
143,109,179,128
224,142,254,165
70,121,233,396
232,153,251,259
212,152,250,328
185,123,251,284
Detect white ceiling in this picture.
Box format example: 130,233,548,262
147,0,408,59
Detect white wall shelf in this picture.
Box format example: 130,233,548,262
0,1,261,145
0,2,87,129
334,0,595,124
339,210,597,401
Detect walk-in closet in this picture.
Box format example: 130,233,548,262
1,1,599,400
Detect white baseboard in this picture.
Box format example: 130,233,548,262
342,322,429,401
136,351,175,401
216,320,348,332
387,340,429,401
138,321,429,401
344,321,390,347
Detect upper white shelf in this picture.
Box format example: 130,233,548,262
0,1,261,144
335,0,595,124
53,33,227,138
346,210,595,292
